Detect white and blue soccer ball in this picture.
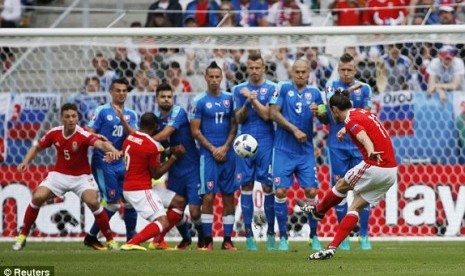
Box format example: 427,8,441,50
233,134,258,158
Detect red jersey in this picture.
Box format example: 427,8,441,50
122,131,162,191
334,1,362,26
344,108,397,168
38,126,98,175
362,0,407,25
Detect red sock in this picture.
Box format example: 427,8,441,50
328,212,359,249
151,209,183,243
20,203,40,236
129,221,163,245
93,208,114,241
316,189,345,214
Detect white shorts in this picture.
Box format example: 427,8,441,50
345,161,398,206
123,190,166,222
151,184,176,208
40,171,98,198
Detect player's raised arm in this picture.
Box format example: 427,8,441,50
149,145,185,179
17,144,44,173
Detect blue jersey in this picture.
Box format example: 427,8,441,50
87,103,138,160
325,80,372,149
190,91,234,153
270,81,323,155
156,105,200,176
232,80,277,147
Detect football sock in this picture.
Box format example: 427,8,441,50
264,192,275,235
201,213,213,239
93,207,113,241
192,219,204,245
89,205,117,237
223,214,235,238
306,198,318,238
359,205,370,236
274,196,288,239
328,211,359,249
335,201,348,223
241,191,254,238
20,203,40,236
316,186,346,214
176,215,191,241
158,208,184,238
129,221,163,245
123,205,137,241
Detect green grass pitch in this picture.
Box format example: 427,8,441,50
1,241,464,275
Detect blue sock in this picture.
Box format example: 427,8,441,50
274,197,288,239
176,220,191,241
264,193,275,235
359,205,370,237
89,207,115,236
193,219,203,242
201,214,213,239
123,207,137,241
223,214,235,238
308,215,318,239
335,202,348,223
241,191,254,238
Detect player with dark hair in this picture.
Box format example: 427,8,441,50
146,83,204,250
269,59,325,251
232,52,278,250
84,78,139,250
13,103,121,251
190,61,238,250
322,53,373,250
302,90,398,260
120,112,186,251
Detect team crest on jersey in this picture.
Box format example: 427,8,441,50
288,91,294,97
260,88,267,95
107,115,113,121
305,93,312,100
273,177,280,185
123,115,130,122
223,100,230,107
206,102,212,109
353,89,361,95
207,181,214,189
72,141,78,152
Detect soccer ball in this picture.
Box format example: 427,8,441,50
233,134,258,158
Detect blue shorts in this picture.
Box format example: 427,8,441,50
168,169,202,206
271,148,319,189
199,150,236,195
92,158,125,203
235,143,272,188
328,147,363,186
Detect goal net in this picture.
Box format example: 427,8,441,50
1,26,464,241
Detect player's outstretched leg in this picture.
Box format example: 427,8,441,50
335,201,350,250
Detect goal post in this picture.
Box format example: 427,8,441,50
1,26,465,242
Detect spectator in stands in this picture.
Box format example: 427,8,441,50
426,44,465,103
148,77,160,92
184,0,220,27
329,0,364,26
439,4,461,24
382,44,412,92
148,8,173,27
88,52,117,93
184,14,198,27
84,76,101,93
0,0,21,27
109,47,137,84
165,61,193,93
131,70,150,93
411,12,426,25
362,0,408,26
230,0,269,27
140,60,158,79
224,49,247,89
412,0,440,25
305,47,334,90
69,77,103,126
270,47,292,81
218,1,237,26
145,0,183,27
267,0,311,26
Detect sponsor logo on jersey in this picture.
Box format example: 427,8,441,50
107,115,113,121
223,100,230,107
72,141,78,152
206,102,212,109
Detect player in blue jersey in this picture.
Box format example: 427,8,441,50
145,83,204,250
269,59,326,251
190,61,238,250
322,53,372,250
232,52,278,251
83,78,139,250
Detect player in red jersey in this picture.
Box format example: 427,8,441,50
12,103,121,251
301,89,398,260
120,112,186,251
